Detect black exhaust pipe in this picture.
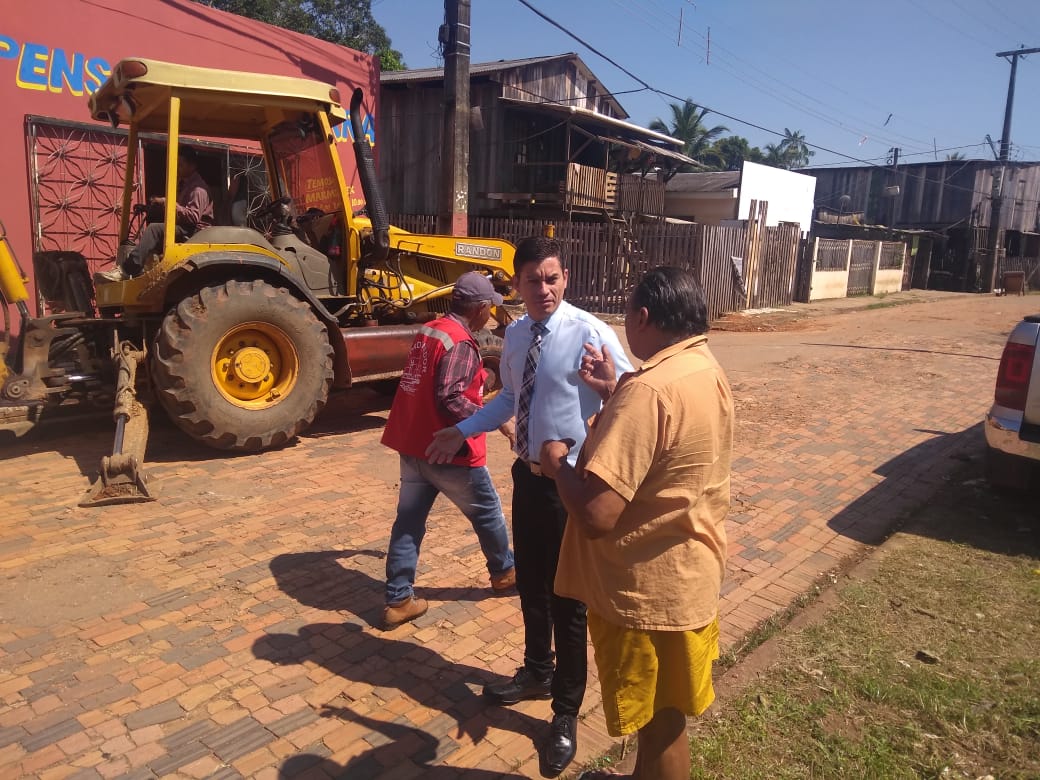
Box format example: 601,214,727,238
350,88,390,264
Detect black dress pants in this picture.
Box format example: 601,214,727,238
510,458,587,717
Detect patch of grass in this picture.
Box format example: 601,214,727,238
716,585,824,672
862,298,905,310
691,474,1040,779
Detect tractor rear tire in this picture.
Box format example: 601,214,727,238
153,279,334,452
474,329,504,401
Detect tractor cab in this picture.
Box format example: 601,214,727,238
88,58,364,313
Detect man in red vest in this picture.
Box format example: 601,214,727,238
380,272,516,629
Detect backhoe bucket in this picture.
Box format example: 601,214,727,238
80,341,156,507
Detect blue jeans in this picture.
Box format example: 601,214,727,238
385,455,514,604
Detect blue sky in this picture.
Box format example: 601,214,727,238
373,0,1040,168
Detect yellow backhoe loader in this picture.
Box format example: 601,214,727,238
0,59,515,506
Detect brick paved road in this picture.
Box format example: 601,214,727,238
0,291,1035,778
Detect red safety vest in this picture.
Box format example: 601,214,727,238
381,316,487,467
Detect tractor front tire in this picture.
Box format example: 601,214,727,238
153,279,334,452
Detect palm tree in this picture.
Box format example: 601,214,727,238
946,151,966,161
778,128,813,169
649,99,728,170
760,129,814,169
763,142,787,168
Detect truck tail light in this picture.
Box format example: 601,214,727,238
994,341,1035,410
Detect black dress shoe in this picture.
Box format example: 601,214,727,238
539,713,577,778
482,667,552,705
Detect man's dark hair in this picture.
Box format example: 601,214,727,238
630,266,709,337
178,146,199,165
513,236,565,275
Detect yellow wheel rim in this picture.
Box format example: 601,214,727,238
211,321,299,409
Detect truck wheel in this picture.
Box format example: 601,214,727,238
153,279,334,452
474,329,504,401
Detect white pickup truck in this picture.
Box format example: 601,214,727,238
986,314,1040,489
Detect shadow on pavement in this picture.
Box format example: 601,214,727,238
902,449,1039,558
0,407,254,477
270,550,509,630
256,625,540,777
278,707,526,778
827,422,1039,557
302,387,393,439
0,385,392,480
802,342,1000,362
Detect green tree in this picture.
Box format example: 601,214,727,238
759,129,814,169
649,99,728,170
946,151,966,161
711,135,765,171
197,0,406,71
779,127,813,168
763,142,787,168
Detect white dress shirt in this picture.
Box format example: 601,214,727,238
456,300,633,467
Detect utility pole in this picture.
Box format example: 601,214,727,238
982,46,1040,292
438,0,471,236
887,147,900,228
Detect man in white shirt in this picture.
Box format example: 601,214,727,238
427,236,632,778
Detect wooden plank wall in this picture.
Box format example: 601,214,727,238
566,163,610,210
697,224,745,318
1001,256,1040,289
615,174,665,215
387,214,800,320
753,224,801,308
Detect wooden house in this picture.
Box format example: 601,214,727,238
805,160,1040,291
378,53,695,222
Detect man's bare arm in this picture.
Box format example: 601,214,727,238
539,440,627,539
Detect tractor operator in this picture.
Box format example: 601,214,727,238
99,146,213,282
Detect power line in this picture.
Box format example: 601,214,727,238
819,143,989,166
640,0,988,149
629,0,939,153
511,0,1040,208
905,0,1004,50
947,0,1024,44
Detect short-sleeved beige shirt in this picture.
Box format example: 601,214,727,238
554,334,733,631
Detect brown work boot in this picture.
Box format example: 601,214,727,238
490,567,516,592
383,596,428,629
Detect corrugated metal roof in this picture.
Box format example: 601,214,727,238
628,139,702,168
499,97,686,150
665,171,741,192
381,53,578,83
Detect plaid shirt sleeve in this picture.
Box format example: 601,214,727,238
435,340,482,423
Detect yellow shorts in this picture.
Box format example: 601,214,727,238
588,611,719,737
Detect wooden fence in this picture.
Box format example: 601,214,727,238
1000,255,1040,290
389,214,801,321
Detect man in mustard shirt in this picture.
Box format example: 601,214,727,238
540,266,733,780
